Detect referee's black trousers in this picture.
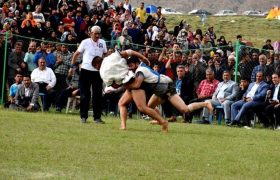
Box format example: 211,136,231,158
79,69,103,120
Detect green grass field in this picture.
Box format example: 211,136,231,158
1,109,280,179
165,15,280,48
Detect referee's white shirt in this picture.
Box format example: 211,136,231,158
77,38,107,71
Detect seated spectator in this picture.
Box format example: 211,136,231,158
202,71,239,124
13,74,40,112
229,72,269,126
187,68,219,122
8,73,23,109
56,65,80,112
259,73,280,128
31,57,56,111
192,68,220,102
235,78,250,101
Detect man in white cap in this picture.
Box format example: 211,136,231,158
71,26,107,123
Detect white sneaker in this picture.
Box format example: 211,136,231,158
250,120,255,127
142,115,150,120
276,126,280,130
244,126,252,130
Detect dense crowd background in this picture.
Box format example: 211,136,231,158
0,0,280,128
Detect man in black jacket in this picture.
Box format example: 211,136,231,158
260,73,280,128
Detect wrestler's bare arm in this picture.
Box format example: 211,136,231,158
120,49,150,65
125,75,144,90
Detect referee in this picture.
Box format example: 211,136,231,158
71,26,107,123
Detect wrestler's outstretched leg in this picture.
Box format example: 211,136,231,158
168,94,213,114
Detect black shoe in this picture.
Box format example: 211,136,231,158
197,120,210,124
56,107,61,112
227,120,240,126
225,121,231,125
94,119,105,124
183,113,192,123
202,120,210,124
81,118,87,123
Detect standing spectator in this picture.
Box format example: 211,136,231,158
225,55,235,74
48,9,61,30
53,44,72,94
100,15,112,41
20,20,36,37
143,24,154,46
213,60,224,82
33,42,56,69
201,13,206,26
21,12,37,29
123,0,132,12
152,31,167,48
135,2,146,24
206,26,216,46
262,39,274,52
127,21,141,45
104,0,116,11
32,5,45,24
153,6,163,22
34,22,47,39
238,53,251,81
188,53,207,95
251,54,273,83
176,65,193,106
62,10,75,32
119,27,132,50
7,41,26,86
116,1,125,15
71,26,107,123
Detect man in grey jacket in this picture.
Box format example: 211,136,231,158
202,70,239,124
14,74,39,111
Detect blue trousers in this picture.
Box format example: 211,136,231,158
231,100,264,122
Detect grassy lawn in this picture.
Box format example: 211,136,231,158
165,15,280,48
1,109,280,179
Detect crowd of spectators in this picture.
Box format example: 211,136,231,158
0,0,280,129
